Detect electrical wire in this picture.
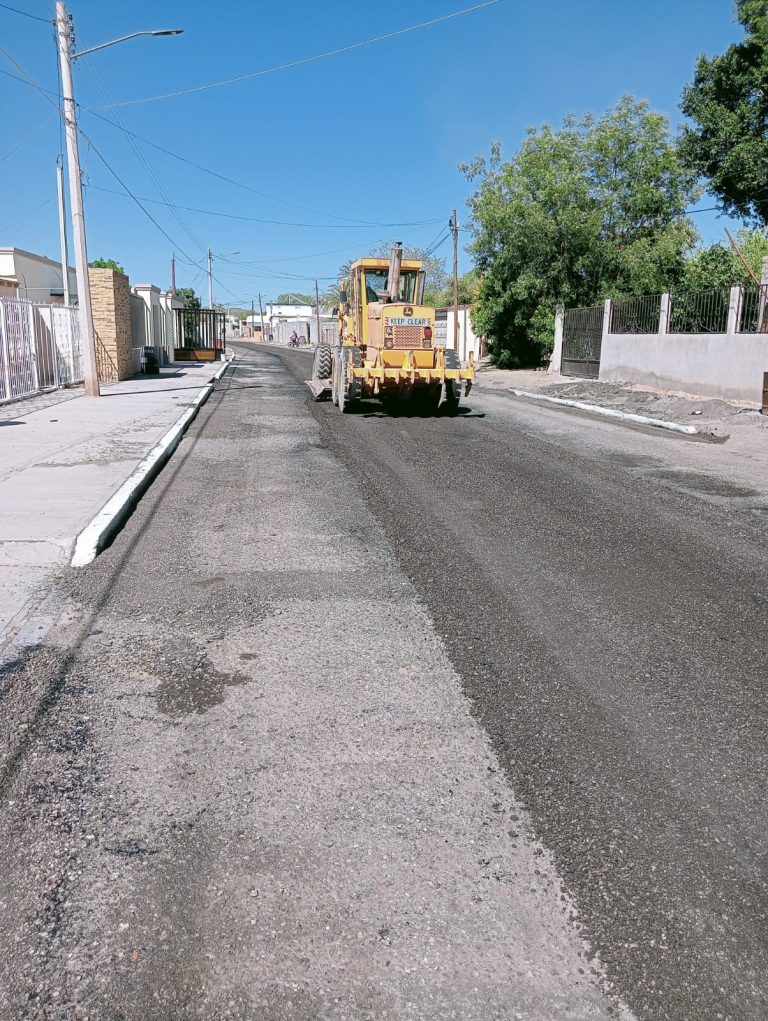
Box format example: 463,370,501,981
80,59,208,258
75,125,202,267
0,195,54,232
0,113,55,161
85,183,443,230
88,1,502,109
85,110,443,227
0,2,49,22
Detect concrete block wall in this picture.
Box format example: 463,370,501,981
89,267,133,382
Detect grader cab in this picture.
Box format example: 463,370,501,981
305,243,474,413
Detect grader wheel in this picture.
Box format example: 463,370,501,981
443,348,462,412
338,347,362,414
312,343,332,381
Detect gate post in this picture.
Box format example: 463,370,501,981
659,293,671,334
549,304,564,374
0,300,11,401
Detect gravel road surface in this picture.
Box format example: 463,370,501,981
0,346,635,1020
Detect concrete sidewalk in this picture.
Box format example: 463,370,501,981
0,361,226,652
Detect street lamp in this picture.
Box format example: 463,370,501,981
55,2,183,397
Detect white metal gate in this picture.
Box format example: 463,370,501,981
0,297,82,403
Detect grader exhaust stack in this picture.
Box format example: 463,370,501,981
387,242,403,304
305,246,474,413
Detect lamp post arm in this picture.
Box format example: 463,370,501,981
73,29,182,60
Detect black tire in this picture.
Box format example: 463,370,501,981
339,347,362,413
332,351,341,406
312,343,332,381
443,348,462,411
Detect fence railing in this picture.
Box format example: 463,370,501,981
0,297,82,403
737,286,762,334
668,287,731,334
609,294,662,334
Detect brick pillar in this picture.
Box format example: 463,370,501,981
88,267,133,381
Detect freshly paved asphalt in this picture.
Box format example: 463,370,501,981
0,342,765,1020
275,346,768,1021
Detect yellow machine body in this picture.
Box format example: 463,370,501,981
305,249,474,410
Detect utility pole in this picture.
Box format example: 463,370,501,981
258,292,266,343
207,248,213,308
56,1,100,397
451,209,460,355
55,157,70,307
314,280,322,348
251,298,255,339
170,253,176,297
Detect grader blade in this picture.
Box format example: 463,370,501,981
304,378,332,401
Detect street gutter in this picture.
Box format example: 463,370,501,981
476,385,700,435
71,356,233,568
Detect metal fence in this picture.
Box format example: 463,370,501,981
609,294,662,334
737,286,763,333
0,297,82,403
668,287,731,334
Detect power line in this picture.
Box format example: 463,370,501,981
75,125,201,268
0,113,55,161
85,110,443,227
85,183,443,230
0,2,49,22
88,1,502,109
80,59,208,258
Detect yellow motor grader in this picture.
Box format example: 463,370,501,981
305,243,474,413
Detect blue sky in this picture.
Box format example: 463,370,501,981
0,0,745,306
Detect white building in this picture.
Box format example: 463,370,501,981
0,247,77,304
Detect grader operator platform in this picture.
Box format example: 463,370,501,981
305,243,475,413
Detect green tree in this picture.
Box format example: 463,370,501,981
462,96,699,367
88,257,125,273
435,269,482,308
680,0,768,225
175,287,201,310
682,229,768,289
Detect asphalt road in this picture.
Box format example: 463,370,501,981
0,342,765,1020
277,345,768,1021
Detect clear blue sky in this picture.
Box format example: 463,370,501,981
0,0,744,306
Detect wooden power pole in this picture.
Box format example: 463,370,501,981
258,292,266,343
451,209,459,354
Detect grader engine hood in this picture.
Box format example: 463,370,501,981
381,305,435,350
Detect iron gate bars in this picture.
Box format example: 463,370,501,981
562,304,603,377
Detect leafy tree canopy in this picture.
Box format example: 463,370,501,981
682,228,768,289
88,257,125,274
680,0,768,225
461,96,699,367
175,287,200,310
435,269,482,308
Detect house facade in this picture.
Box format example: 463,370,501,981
0,247,77,304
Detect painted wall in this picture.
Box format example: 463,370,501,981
0,248,77,303
435,306,484,360
600,331,768,405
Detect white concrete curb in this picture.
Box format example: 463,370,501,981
71,357,232,568
504,388,700,435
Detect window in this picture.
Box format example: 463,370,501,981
362,269,418,303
